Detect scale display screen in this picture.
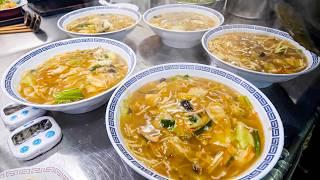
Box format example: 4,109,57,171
3,104,27,115
11,119,52,145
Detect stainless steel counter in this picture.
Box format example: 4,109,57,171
0,1,320,180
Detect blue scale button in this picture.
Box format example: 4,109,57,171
33,139,41,145
32,107,39,110
21,110,29,115
20,146,29,153
10,115,17,121
45,131,55,138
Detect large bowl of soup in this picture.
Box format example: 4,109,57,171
57,6,141,40
202,24,320,87
143,4,224,48
1,37,136,114
106,63,284,179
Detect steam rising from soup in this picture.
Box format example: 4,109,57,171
18,47,128,104
208,32,308,74
149,12,217,31
120,75,264,179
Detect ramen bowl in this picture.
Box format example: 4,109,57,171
202,24,320,88
106,63,284,179
1,37,136,114
0,0,27,20
143,4,224,48
57,6,141,40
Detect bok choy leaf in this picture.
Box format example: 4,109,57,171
54,88,84,104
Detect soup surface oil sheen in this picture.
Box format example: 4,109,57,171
120,75,264,179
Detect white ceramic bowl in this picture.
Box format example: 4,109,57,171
143,4,224,48
57,6,141,40
1,37,136,114
0,0,27,11
202,24,320,88
106,63,284,179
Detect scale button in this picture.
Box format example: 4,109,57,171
20,146,29,153
10,115,17,121
46,131,55,138
33,139,41,145
21,110,29,115
32,107,39,110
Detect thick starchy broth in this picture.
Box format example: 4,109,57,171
66,14,135,34
19,47,128,104
0,0,17,10
208,32,308,74
149,12,217,31
120,75,264,179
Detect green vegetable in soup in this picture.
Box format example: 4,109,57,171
236,122,254,149
54,88,84,104
20,72,34,86
161,119,175,129
188,115,198,123
194,120,212,135
252,130,261,154
89,64,103,71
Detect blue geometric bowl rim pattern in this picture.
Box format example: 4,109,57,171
105,63,284,180
2,37,136,107
57,6,142,35
202,24,319,75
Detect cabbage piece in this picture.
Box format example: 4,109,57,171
235,122,254,149
47,66,67,75
20,71,34,86
66,59,81,66
187,87,208,97
206,103,226,120
53,88,84,104
238,95,252,110
138,124,161,142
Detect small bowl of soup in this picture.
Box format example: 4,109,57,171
202,24,320,87
1,37,136,114
143,4,224,48
57,6,141,40
106,63,284,179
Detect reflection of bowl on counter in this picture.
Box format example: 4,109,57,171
202,24,320,87
143,4,224,48
57,6,141,40
1,37,136,114
106,63,284,180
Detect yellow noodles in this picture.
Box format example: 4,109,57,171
120,75,264,179
66,14,135,34
208,32,308,74
18,47,128,104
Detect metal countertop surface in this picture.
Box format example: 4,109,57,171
0,1,320,180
